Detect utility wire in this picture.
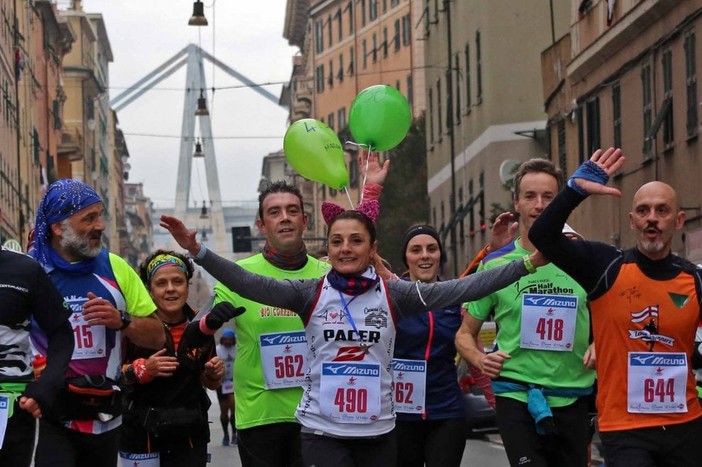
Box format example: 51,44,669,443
122,132,283,139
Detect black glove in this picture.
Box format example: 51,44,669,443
205,302,246,331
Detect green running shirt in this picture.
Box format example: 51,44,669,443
213,254,330,429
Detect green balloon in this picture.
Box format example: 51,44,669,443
283,119,349,189
349,85,412,152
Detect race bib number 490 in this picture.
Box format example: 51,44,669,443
259,331,307,389
319,362,381,424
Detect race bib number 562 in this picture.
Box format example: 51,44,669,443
259,331,307,389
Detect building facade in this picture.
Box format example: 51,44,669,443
424,0,570,276
282,0,422,241
0,0,74,249
542,0,702,261
0,0,139,255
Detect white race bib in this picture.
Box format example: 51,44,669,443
70,312,107,360
392,359,426,414
319,362,381,424
119,451,159,467
627,352,688,414
520,294,577,351
0,395,9,449
259,331,307,389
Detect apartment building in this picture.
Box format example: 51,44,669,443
282,0,422,240
0,0,73,248
423,0,570,276
542,0,702,261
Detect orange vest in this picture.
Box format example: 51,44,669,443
590,262,702,431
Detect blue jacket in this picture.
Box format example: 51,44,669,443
394,284,465,420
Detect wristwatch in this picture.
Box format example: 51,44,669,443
118,310,132,330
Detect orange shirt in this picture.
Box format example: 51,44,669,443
590,262,702,431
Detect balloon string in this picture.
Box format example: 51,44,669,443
344,141,373,205
344,186,354,210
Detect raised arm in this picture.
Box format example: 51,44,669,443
392,251,547,315
160,215,311,311
530,148,624,290
358,150,389,203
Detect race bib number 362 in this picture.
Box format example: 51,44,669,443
392,359,426,414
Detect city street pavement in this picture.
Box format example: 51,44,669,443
204,389,510,467
204,391,603,466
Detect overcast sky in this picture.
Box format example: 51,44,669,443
80,0,297,209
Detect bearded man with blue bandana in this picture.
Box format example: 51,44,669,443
30,179,164,467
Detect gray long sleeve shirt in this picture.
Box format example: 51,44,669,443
196,247,531,322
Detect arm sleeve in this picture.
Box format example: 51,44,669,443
390,258,528,318
529,186,620,292
464,262,497,321
23,266,73,413
197,248,311,313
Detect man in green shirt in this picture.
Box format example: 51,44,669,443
456,159,595,467
213,181,329,467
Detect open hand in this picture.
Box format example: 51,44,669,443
358,150,389,186
204,302,246,331
160,215,200,255
572,147,625,196
489,212,518,252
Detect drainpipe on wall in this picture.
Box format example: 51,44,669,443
444,0,458,277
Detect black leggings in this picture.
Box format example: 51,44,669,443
495,395,591,467
237,422,302,467
599,416,702,467
34,419,119,467
394,417,466,467
300,430,396,467
0,401,36,466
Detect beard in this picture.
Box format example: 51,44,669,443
639,237,665,255
59,220,102,259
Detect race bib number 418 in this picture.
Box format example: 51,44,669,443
520,294,577,351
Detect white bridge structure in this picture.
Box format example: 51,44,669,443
111,44,280,257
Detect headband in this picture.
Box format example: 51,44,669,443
321,199,380,226
146,254,189,282
401,224,446,268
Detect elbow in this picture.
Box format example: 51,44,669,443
127,317,166,349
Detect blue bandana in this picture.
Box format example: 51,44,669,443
31,179,102,270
